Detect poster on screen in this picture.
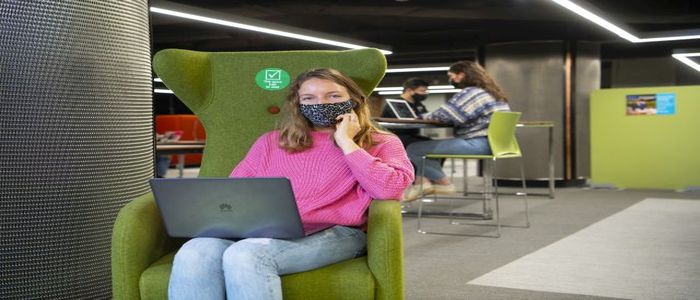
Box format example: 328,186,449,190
626,93,676,116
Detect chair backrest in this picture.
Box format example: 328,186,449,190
487,111,522,157
153,49,387,177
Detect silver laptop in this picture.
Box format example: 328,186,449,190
150,177,305,239
385,98,418,119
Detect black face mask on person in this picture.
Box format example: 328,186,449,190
411,93,428,102
299,99,355,127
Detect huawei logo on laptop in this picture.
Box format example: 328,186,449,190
219,203,232,212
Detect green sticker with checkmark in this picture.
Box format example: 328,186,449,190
255,68,291,91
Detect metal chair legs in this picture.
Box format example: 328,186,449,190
415,156,530,237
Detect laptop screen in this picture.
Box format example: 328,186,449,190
385,99,417,119
150,177,306,239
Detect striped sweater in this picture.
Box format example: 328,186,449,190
230,130,414,234
424,87,510,138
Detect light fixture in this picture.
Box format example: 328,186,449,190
375,85,455,92
672,52,700,72
549,0,700,43
427,85,457,90
375,85,457,94
153,78,163,82
154,89,174,94
378,89,461,95
373,87,404,91
385,66,450,73
149,3,392,55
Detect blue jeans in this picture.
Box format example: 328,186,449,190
406,137,491,180
156,155,172,178
168,226,367,300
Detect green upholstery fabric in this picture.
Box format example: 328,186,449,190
111,49,404,300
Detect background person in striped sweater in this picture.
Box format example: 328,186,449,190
403,61,511,201
168,68,414,300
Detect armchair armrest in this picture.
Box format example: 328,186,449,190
111,193,179,300
366,199,404,300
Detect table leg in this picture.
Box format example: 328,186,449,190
548,126,555,199
177,154,185,178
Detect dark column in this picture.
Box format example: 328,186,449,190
0,1,152,298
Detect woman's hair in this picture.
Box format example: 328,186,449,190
277,68,387,152
449,61,508,102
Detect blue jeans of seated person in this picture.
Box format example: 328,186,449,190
156,155,172,178
406,137,491,180
168,225,367,300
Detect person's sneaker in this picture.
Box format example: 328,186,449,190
402,182,434,202
432,183,456,195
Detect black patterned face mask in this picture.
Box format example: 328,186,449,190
299,99,355,127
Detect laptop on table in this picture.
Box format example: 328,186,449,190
150,177,305,239
385,98,418,119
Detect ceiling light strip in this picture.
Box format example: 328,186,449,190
428,85,457,90
549,0,638,42
672,53,700,72
550,0,700,43
154,89,174,94
378,89,461,95
375,85,456,91
373,87,404,91
385,66,450,73
150,7,392,55
639,34,700,43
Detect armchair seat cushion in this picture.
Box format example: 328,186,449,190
139,253,175,300
282,257,375,300
139,254,374,300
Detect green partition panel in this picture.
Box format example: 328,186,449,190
590,85,700,191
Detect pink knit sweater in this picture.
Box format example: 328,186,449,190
230,130,414,234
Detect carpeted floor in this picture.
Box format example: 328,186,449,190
469,198,700,299
402,187,700,299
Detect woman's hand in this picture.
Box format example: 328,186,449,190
334,111,361,154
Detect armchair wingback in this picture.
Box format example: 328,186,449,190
111,48,404,300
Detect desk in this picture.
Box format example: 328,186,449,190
375,118,555,199
156,141,205,178
374,117,448,129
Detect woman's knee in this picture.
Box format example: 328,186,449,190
222,238,273,270
174,238,231,266
405,142,422,155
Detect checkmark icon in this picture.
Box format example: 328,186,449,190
266,70,281,80
256,68,290,90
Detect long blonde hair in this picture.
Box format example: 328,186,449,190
449,61,508,102
278,68,386,152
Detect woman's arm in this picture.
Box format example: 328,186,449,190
343,134,415,200
423,87,492,125
229,132,272,177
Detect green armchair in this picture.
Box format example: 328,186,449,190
111,48,404,300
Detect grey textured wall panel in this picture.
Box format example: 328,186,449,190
0,1,152,299
485,42,565,180
574,42,600,178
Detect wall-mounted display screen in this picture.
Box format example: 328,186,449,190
626,93,676,116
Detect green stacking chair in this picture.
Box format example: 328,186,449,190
416,111,529,238
111,48,404,300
